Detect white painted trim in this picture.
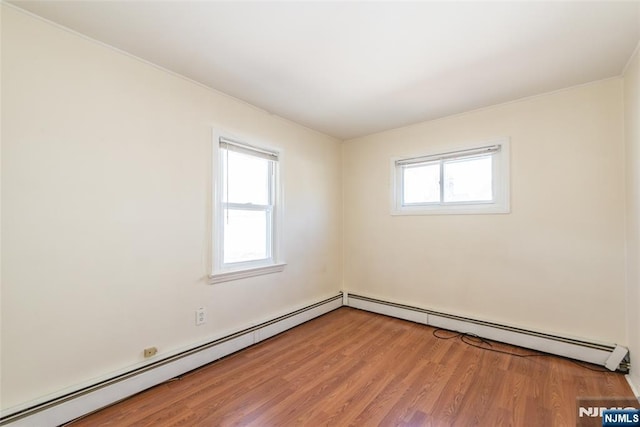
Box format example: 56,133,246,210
347,293,626,369
626,375,640,401
427,314,616,367
0,294,342,427
210,129,286,282
2,291,629,426
209,262,287,284
605,345,630,371
390,138,510,216
349,296,427,324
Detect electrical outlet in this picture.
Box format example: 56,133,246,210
196,307,206,326
143,347,158,358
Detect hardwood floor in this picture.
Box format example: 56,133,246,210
67,308,636,426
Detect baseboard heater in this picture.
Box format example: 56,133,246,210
1,292,631,426
345,293,630,373
0,294,343,427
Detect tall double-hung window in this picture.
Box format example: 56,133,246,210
392,139,510,215
210,135,285,283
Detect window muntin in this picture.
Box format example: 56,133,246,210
393,140,509,215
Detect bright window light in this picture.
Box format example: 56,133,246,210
392,139,510,215
443,155,493,202
211,135,285,283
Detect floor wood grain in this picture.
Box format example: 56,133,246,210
67,307,636,426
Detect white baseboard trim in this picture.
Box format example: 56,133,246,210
2,291,631,426
0,294,342,427
626,375,640,402
345,292,628,371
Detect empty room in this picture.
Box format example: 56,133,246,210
2,1,640,426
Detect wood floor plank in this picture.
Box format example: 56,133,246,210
67,307,637,426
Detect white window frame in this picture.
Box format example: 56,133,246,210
391,138,510,215
209,131,285,284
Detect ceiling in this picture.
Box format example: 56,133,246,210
9,1,640,140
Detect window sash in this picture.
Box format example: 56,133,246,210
218,138,277,270
442,155,493,203
223,202,273,211
222,206,273,266
401,160,441,205
399,152,497,207
392,139,510,216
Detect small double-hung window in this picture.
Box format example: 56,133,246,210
392,139,510,215
210,135,285,283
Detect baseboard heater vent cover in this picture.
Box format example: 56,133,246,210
345,293,629,373
0,294,343,427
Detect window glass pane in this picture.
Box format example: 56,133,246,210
223,209,269,264
222,149,270,205
443,155,493,202
403,163,440,204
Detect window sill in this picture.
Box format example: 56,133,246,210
391,203,510,216
209,262,286,284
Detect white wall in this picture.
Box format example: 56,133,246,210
0,5,342,411
2,1,637,415
343,79,627,345
624,45,640,394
